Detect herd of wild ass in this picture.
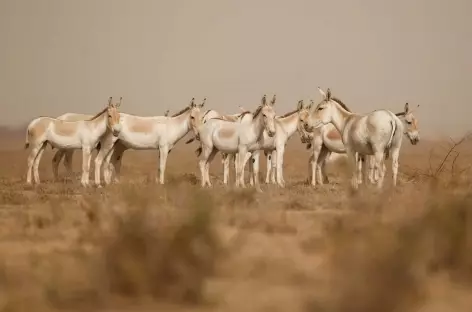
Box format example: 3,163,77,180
24,87,420,191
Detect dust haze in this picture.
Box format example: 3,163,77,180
1,0,471,137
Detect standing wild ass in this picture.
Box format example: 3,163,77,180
185,106,252,185
98,98,205,186
237,99,310,187
24,97,122,186
302,102,420,187
196,94,277,189
300,87,404,190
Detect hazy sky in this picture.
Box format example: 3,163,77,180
1,0,471,137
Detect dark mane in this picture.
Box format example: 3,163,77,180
202,110,212,120
278,109,298,119
331,96,351,112
253,105,263,118
171,106,190,117
88,107,108,120
239,111,253,119
395,112,406,117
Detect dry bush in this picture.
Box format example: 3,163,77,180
307,184,472,312
0,185,222,311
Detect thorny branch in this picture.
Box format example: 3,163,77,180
404,132,472,182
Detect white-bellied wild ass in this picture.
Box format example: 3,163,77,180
185,106,252,185
299,87,404,190
24,97,122,186
50,101,169,181
301,101,420,187
237,99,310,187
196,94,277,189
98,98,205,186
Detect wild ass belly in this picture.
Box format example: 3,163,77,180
47,132,83,149
211,134,240,154
117,132,159,150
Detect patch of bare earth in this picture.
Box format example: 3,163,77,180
1,133,472,311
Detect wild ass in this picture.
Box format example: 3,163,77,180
185,106,252,185
302,102,420,186
196,94,277,189
24,97,122,186
300,87,404,190
98,98,205,186
236,100,310,187
50,103,172,181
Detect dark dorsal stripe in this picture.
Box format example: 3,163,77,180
330,96,351,112
395,112,406,117
171,106,190,117
278,109,298,118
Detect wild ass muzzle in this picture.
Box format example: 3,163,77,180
195,94,277,190
299,87,404,190
97,97,205,186
24,97,122,186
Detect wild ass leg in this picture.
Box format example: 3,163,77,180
199,146,213,187
33,143,47,184
346,149,359,190
316,146,330,185
63,150,74,178
26,144,42,185
310,144,322,187
390,147,400,187
270,150,277,184
80,147,93,187
275,146,286,187
222,153,230,185
204,148,218,187
236,147,249,188
157,145,169,184
94,137,116,187
373,149,386,189
52,149,66,180
251,151,261,188
109,142,126,183
265,151,272,184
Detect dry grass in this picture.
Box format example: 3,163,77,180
1,131,472,311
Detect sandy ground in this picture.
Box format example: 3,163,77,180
1,129,472,312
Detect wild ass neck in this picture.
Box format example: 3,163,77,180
277,112,299,138
328,102,353,135
87,108,109,134
168,109,193,143
247,108,266,141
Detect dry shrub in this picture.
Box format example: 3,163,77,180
0,185,222,311
101,187,221,304
307,185,472,312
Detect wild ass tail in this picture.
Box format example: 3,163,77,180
384,119,397,160
24,127,30,149
195,146,203,157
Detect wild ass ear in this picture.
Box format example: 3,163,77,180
326,88,332,100
270,94,276,106
199,97,206,108
404,102,409,114
189,97,196,107
116,96,122,108
297,100,304,110
318,87,327,98
164,109,170,116
108,96,113,106
261,94,267,106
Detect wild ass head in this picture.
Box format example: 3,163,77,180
294,100,312,143
188,97,206,137
300,87,349,133
104,96,122,136
257,94,277,137
396,102,420,145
